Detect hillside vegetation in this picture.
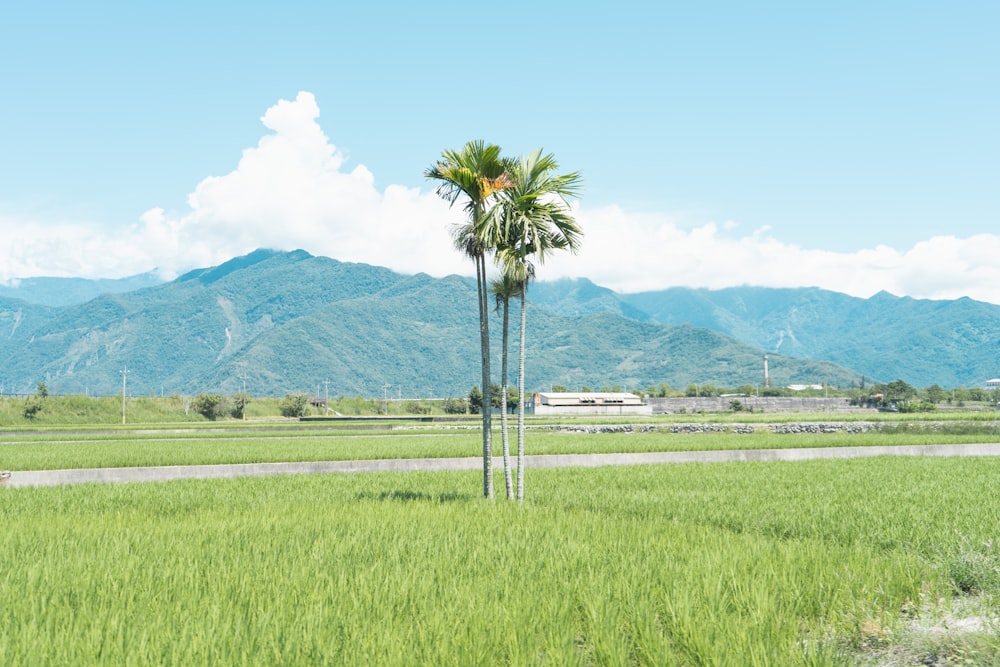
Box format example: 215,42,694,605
5,250,1000,396
0,250,861,397
532,279,1000,388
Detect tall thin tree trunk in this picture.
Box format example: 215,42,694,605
516,280,527,503
477,253,494,499
499,295,513,499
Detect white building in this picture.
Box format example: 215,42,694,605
983,379,1000,392
531,392,651,416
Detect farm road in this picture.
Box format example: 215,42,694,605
5,442,1000,488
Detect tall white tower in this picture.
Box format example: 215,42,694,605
763,355,770,389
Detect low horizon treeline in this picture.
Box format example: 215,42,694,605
0,391,477,425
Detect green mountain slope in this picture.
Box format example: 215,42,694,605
521,311,854,391
0,251,408,395
617,287,1000,387
527,278,653,322
0,250,862,397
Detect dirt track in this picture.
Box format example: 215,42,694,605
4,442,1000,488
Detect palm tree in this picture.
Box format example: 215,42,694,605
425,141,512,499
488,149,582,502
490,272,521,500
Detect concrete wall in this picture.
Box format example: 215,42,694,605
649,396,870,414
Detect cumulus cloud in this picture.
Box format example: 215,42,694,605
540,206,1000,304
127,91,469,279
0,92,470,285
2,90,1000,306
0,216,157,280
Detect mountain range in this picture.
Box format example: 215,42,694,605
533,281,1000,390
1,249,997,397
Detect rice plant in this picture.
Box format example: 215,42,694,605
2,457,998,665
4,424,1000,472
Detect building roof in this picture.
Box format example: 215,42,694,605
536,392,643,406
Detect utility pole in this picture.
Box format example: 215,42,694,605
120,365,129,425
240,369,249,421
323,380,330,415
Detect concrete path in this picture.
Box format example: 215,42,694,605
4,442,1000,488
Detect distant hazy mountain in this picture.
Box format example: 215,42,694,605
614,287,1000,388
0,250,861,397
0,272,163,306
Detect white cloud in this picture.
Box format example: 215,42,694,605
2,90,1000,307
0,92,468,284
539,206,1000,304
0,216,158,280
130,91,469,279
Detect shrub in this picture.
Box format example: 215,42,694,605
23,396,44,419
279,393,310,418
230,393,251,419
467,387,483,415
403,400,431,415
191,394,226,420
489,384,504,410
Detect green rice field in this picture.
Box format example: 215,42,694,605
2,422,1000,471
3,446,1000,665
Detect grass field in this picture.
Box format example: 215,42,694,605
2,457,999,665
2,422,1000,471
3,420,1000,665
2,392,1000,427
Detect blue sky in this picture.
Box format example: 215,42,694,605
2,1,998,302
